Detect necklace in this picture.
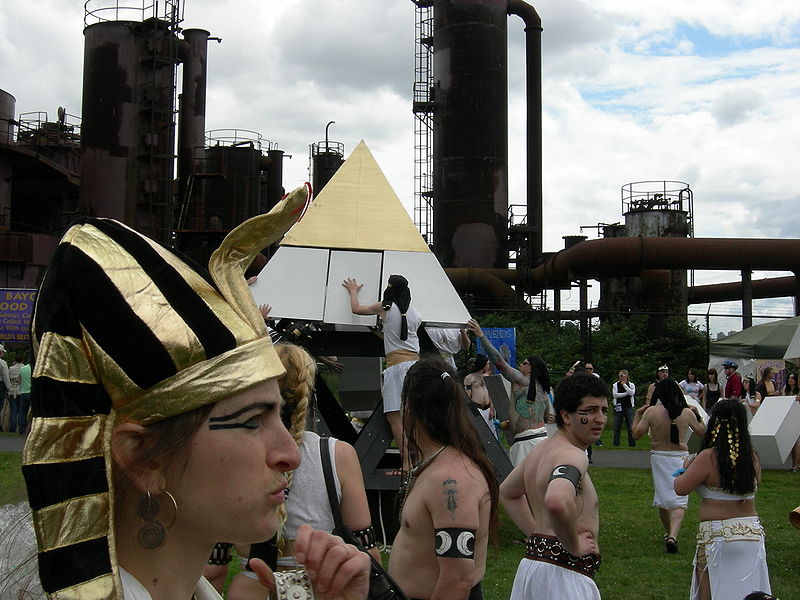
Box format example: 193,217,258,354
400,445,446,514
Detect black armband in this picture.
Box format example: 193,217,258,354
207,542,233,565
353,525,377,550
548,464,582,491
434,528,476,558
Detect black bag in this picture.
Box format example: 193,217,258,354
319,438,408,600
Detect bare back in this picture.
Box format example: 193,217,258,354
640,405,702,451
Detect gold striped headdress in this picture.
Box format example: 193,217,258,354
22,185,309,600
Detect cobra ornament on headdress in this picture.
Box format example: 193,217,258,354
22,184,310,600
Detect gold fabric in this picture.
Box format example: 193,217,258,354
34,495,109,552
385,349,420,367
33,332,98,385
50,575,116,600
24,416,104,464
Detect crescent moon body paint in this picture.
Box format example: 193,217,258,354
435,528,475,558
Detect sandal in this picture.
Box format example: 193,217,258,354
665,536,678,553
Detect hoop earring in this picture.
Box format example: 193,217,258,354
137,489,178,550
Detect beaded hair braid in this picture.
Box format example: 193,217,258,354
702,399,756,495
274,343,316,547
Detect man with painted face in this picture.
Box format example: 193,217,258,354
500,373,609,600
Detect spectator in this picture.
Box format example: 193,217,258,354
679,369,704,403
646,365,670,406
722,361,742,400
742,377,760,416
784,373,799,396
702,368,722,413
612,369,637,447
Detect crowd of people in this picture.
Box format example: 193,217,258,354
7,195,798,600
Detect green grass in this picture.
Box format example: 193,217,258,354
1,454,796,599
0,451,24,506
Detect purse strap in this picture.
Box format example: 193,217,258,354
319,436,345,530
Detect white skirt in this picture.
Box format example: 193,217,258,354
510,558,601,600
690,516,770,600
650,450,689,510
509,427,548,467
381,360,416,413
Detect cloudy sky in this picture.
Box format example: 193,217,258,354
2,0,798,333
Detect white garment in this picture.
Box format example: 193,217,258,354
690,516,770,600
120,567,221,600
510,558,601,600
425,327,462,370
284,432,341,540
508,426,548,467
650,450,689,510
382,359,416,413
383,304,421,355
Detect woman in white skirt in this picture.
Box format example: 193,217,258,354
674,399,771,600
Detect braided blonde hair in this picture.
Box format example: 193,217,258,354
274,343,316,547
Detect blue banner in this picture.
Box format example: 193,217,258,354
476,327,517,375
0,288,36,344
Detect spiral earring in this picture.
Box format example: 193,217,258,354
137,489,178,550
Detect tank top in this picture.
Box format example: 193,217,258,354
705,383,721,411
284,432,342,540
383,303,421,355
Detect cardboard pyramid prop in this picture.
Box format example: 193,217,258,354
251,140,470,327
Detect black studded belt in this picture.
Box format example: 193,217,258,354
525,533,601,579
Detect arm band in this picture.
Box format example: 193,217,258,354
548,464,582,491
352,526,377,550
434,528,476,558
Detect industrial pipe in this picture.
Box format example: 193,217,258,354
507,0,543,263
688,276,800,304
528,237,800,290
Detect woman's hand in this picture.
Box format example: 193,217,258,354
342,277,363,294
297,525,370,600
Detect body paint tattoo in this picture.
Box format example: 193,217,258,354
579,417,589,424
443,479,458,520
208,402,275,430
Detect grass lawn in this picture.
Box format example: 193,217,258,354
1,453,797,599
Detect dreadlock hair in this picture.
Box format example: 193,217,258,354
274,342,316,547
701,398,756,496
381,274,411,340
651,377,687,444
401,356,499,534
527,356,551,396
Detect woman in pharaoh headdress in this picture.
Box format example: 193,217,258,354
22,186,369,600
675,399,771,600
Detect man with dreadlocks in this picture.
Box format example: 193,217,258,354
389,357,498,600
633,377,706,553
343,274,421,473
674,399,771,599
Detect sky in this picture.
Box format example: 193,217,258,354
1,0,799,335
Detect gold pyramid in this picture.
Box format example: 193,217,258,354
281,140,429,252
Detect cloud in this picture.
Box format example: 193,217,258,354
711,88,765,127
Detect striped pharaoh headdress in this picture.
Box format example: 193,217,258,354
22,184,310,600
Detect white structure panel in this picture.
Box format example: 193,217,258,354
251,246,328,321
324,250,382,326
749,396,800,464
382,251,470,327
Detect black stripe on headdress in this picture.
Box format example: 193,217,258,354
23,457,108,511
38,537,112,594
91,219,237,359
31,378,111,418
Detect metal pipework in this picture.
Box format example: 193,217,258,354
507,0,543,264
